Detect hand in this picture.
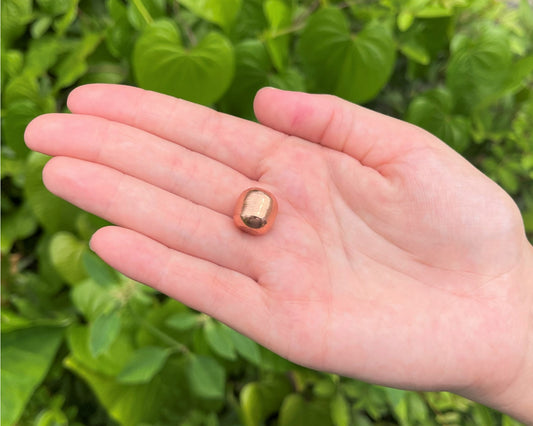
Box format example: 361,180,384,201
25,85,533,421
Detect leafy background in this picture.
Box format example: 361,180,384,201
2,0,532,425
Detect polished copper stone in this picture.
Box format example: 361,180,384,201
233,188,278,235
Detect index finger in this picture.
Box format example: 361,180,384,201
67,84,284,179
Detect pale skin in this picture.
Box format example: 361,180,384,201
25,85,533,423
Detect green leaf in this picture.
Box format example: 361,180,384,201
25,36,62,76
269,67,306,92
478,55,533,108
298,7,396,104
31,16,52,39
133,20,235,106
37,0,71,16
260,346,294,372
406,88,471,152
240,383,263,426
177,0,242,31
2,100,41,158
1,310,70,333
495,166,520,194
397,11,414,31
221,40,271,118
221,40,305,119
399,41,430,65
504,55,533,93
393,397,408,425
241,377,292,425
126,0,166,29
1,327,63,426
416,5,454,18
117,346,171,384
71,279,118,321
25,153,81,233
53,0,79,34
67,324,133,377
2,49,24,80
406,392,429,422
230,0,267,40
226,326,261,365
446,23,512,113
397,17,450,65
3,70,41,105
49,231,88,285
64,348,188,424
1,0,33,48
1,203,38,254
330,392,350,426
263,0,291,71
299,8,395,103
204,320,237,361
53,32,102,90
264,0,288,31
279,393,333,426
82,250,119,287
75,212,110,242
165,311,201,331
90,310,122,357
106,0,135,57
187,355,226,399
313,377,336,398
384,387,407,409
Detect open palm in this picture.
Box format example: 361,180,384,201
25,85,532,410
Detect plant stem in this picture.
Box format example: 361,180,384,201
131,0,153,24
128,305,189,354
141,317,190,354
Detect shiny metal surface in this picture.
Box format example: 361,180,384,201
233,188,278,235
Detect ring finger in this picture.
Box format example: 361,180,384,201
25,113,254,215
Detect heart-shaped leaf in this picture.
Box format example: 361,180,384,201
446,23,512,113
298,7,396,104
221,40,305,119
406,88,471,152
133,19,234,105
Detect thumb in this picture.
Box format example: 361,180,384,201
253,88,435,169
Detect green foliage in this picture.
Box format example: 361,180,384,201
1,327,64,425
298,7,396,104
133,19,235,105
1,0,532,425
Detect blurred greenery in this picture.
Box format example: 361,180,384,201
1,0,532,425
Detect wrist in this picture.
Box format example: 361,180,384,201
469,241,533,424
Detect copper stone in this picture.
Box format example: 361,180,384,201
233,188,278,235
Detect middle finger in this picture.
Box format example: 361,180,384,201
42,156,267,277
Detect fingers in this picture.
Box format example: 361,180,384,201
253,87,435,169
25,113,252,216
90,226,269,338
43,156,265,277
66,84,285,180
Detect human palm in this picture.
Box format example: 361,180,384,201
26,85,531,409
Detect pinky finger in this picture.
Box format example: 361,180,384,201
89,226,268,336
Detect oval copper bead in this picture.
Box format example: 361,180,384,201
233,188,278,235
